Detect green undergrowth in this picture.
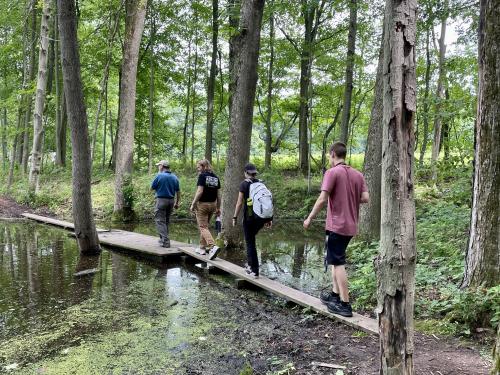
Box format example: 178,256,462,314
348,164,499,338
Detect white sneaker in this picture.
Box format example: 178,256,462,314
245,267,259,279
208,246,221,260
195,247,207,255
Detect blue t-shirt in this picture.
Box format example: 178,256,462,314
151,171,180,198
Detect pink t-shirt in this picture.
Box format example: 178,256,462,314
321,164,368,236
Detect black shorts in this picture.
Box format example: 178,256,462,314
325,231,352,266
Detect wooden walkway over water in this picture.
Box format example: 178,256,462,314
21,213,378,335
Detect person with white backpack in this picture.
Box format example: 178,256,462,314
232,163,273,278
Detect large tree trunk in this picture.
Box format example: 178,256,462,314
54,1,66,168
205,0,219,162
221,0,265,246
58,0,100,253
339,0,357,145
148,19,156,174
1,108,6,171
376,0,417,373
418,28,431,167
430,2,448,182
29,0,52,193
359,32,384,242
264,5,274,170
493,325,500,375
113,0,147,220
461,0,499,290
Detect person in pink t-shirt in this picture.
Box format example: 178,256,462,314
303,142,369,317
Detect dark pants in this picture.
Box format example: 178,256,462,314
243,218,266,275
155,198,174,245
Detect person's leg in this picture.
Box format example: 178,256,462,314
197,202,216,249
163,198,174,247
243,219,260,275
330,266,340,294
154,198,168,244
195,204,208,249
333,265,349,302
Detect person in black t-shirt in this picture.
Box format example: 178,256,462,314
190,159,222,259
232,163,272,278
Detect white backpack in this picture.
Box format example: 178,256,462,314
247,179,274,219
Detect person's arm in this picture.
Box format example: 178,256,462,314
151,176,158,193
303,190,329,229
190,186,204,211
361,191,369,204
232,192,244,226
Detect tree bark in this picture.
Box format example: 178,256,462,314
57,0,100,253
339,0,357,145
182,40,192,162
418,28,431,167
359,32,384,242
264,4,274,170
221,0,265,246
29,0,52,193
54,0,65,168
191,23,199,168
461,0,499,290
205,0,219,162
376,0,417,373
148,18,156,174
430,2,448,182
1,108,6,172
113,0,147,220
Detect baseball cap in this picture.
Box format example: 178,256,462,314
244,163,258,174
156,160,170,168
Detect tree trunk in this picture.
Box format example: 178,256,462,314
359,32,384,242
418,28,431,167
22,0,37,173
376,0,417,373
493,325,500,375
182,40,192,162
298,7,313,175
264,5,274,170
54,0,65,168
205,0,218,162
57,0,100,253
148,21,155,174
339,0,357,145
221,0,265,246
191,26,199,168
113,0,147,220
29,0,52,193
461,0,499,290
1,108,6,171
430,3,448,182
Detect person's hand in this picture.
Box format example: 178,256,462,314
303,217,312,229
265,221,273,229
190,203,196,212
232,217,237,227
174,203,179,210
216,208,221,216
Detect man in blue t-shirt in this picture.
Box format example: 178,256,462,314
151,160,181,248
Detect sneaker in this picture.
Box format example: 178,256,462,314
245,267,259,279
326,301,353,317
208,246,221,260
195,247,207,255
320,289,340,305
162,241,171,248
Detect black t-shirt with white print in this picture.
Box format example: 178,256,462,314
239,177,259,218
197,171,221,202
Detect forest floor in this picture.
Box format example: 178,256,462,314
0,195,493,374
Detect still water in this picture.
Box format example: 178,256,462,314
0,220,329,373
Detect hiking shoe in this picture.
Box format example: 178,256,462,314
208,246,221,260
320,289,340,305
195,247,207,255
326,301,353,317
162,241,171,248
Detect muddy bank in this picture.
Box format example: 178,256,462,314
0,195,54,219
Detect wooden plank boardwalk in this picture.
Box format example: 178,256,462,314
22,213,378,335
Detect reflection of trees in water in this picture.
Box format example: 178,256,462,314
111,252,129,307
72,253,101,304
52,238,65,297
292,243,305,278
26,229,40,302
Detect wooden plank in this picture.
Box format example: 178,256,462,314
22,213,182,256
178,246,378,335
22,213,378,334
